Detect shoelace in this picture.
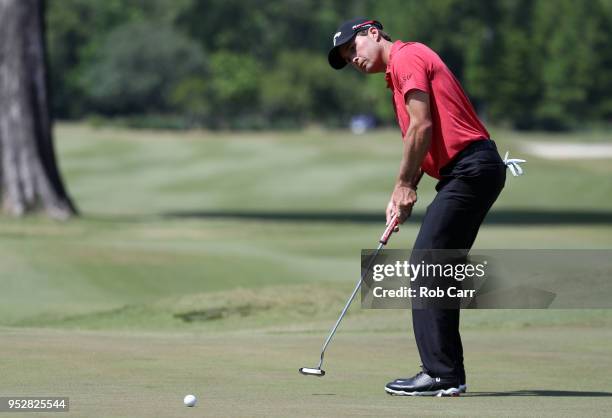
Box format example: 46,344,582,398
503,151,527,177
413,365,427,379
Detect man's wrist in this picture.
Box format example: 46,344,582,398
396,179,417,189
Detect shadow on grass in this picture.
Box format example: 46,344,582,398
467,390,612,397
160,209,612,225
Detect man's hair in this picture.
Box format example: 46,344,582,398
357,28,392,41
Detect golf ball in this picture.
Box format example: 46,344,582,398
183,394,197,407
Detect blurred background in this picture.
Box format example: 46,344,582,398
47,0,612,131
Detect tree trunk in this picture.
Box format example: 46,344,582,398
0,0,76,219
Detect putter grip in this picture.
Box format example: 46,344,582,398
379,215,399,245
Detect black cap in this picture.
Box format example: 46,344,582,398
328,18,383,70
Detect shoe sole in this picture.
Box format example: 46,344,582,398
385,386,461,397
391,379,467,393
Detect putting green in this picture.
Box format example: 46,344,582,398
1,321,611,417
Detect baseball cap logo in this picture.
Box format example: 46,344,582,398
352,20,378,31
333,32,341,46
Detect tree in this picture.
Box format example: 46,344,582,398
80,21,206,115
206,52,262,128
0,0,76,219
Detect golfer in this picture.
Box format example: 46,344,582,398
328,17,524,396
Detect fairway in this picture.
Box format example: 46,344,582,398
1,124,611,417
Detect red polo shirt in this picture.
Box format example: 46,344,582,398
385,41,490,179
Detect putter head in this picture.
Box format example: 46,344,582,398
299,367,325,377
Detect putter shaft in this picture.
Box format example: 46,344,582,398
313,216,399,371
315,241,385,370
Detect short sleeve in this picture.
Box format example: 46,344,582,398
393,49,430,97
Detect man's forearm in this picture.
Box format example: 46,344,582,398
397,122,431,187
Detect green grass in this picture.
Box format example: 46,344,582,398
0,123,611,417
1,326,611,418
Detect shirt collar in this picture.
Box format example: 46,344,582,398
385,40,404,88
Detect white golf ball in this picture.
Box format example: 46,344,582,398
183,394,197,407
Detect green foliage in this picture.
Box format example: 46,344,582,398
46,0,143,117
207,52,262,125
530,0,602,129
46,0,612,130
170,76,209,124
261,51,348,123
80,21,205,114
491,28,541,129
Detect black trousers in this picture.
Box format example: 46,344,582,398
411,140,506,381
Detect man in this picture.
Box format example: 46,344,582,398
328,18,524,396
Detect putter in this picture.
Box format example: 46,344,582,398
299,214,400,377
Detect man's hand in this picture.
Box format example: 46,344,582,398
386,182,418,227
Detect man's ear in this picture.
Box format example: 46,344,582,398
369,27,380,41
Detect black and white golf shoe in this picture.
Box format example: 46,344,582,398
388,377,466,392
385,371,461,397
